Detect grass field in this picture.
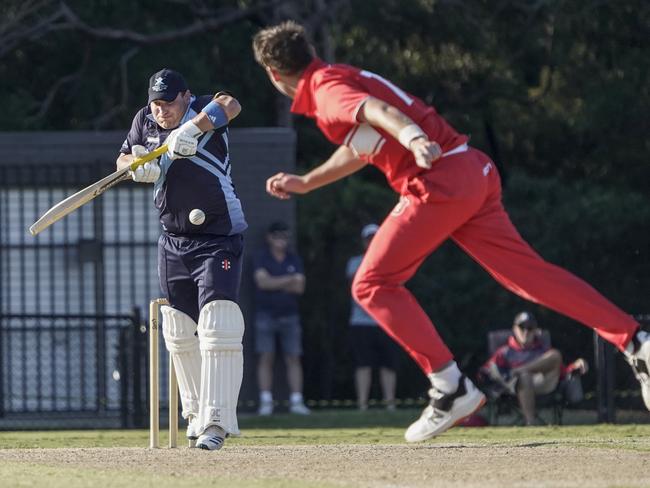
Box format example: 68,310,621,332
1,409,649,488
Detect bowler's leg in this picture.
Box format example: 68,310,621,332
353,152,491,441
452,197,638,349
453,189,650,409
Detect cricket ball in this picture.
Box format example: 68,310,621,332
189,208,206,225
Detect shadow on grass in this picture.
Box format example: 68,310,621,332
239,408,422,430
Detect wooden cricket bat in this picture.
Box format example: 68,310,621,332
29,144,168,236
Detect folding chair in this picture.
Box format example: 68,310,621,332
482,329,581,425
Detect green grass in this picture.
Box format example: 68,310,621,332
0,464,327,488
1,410,650,488
1,409,649,450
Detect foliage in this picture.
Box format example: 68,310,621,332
1,0,648,400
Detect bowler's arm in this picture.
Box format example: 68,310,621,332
266,145,367,199
357,97,441,169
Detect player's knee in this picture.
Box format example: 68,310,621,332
548,348,563,367
197,300,245,352
161,305,199,353
352,271,374,305
516,371,534,390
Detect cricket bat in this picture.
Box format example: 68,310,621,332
29,144,168,236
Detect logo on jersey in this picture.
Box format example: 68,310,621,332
151,77,167,92
221,259,231,270
391,195,411,217
483,162,493,176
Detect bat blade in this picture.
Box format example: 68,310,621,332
29,144,167,236
29,168,130,236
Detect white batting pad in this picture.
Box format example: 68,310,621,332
197,300,244,436
161,305,201,419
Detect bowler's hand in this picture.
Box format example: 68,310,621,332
410,137,442,169
266,172,308,199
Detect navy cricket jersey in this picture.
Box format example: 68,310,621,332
120,95,247,236
253,248,304,317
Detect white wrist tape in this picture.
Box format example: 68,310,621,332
398,124,427,149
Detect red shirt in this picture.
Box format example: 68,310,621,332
483,336,549,372
291,58,469,193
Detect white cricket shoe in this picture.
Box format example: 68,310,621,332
289,402,311,415
404,375,486,443
258,401,273,416
197,425,227,451
186,416,200,448
624,330,650,411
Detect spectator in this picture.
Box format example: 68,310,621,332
480,311,588,425
253,221,310,415
346,224,399,410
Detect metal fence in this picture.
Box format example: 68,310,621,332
0,129,296,427
0,313,127,420
0,162,163,427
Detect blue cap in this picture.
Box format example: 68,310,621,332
148,68,188,104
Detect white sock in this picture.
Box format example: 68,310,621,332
290,392,304,405
260,390,273,403
629,330,650,355
427,362,462,394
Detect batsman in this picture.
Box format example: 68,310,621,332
117,68,246,450
253,22,650,441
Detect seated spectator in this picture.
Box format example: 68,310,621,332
480,311,588,425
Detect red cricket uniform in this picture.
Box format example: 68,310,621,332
292,58,639,375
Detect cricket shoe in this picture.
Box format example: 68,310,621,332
404,375,486,443
624,330,650,411
289,401,311,415
258,400,273,416
197,425,227,451
186,416,200,448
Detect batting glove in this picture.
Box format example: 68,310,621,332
130,145,161,183
166,120,202,159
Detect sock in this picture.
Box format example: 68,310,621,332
290,392,304,405
626,330,649,356
427,362,462,394
260,390,273,403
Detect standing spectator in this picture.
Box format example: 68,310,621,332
346,224,398,410
253,221,310,415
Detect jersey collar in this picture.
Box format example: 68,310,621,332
290,57,328,116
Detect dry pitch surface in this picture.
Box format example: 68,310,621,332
2,442,650,488
1,415,649,488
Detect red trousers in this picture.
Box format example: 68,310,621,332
352,148,639,375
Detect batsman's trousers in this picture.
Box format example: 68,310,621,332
158,233,244,323
352,147,639,374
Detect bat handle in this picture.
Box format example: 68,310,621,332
129,144,168,171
